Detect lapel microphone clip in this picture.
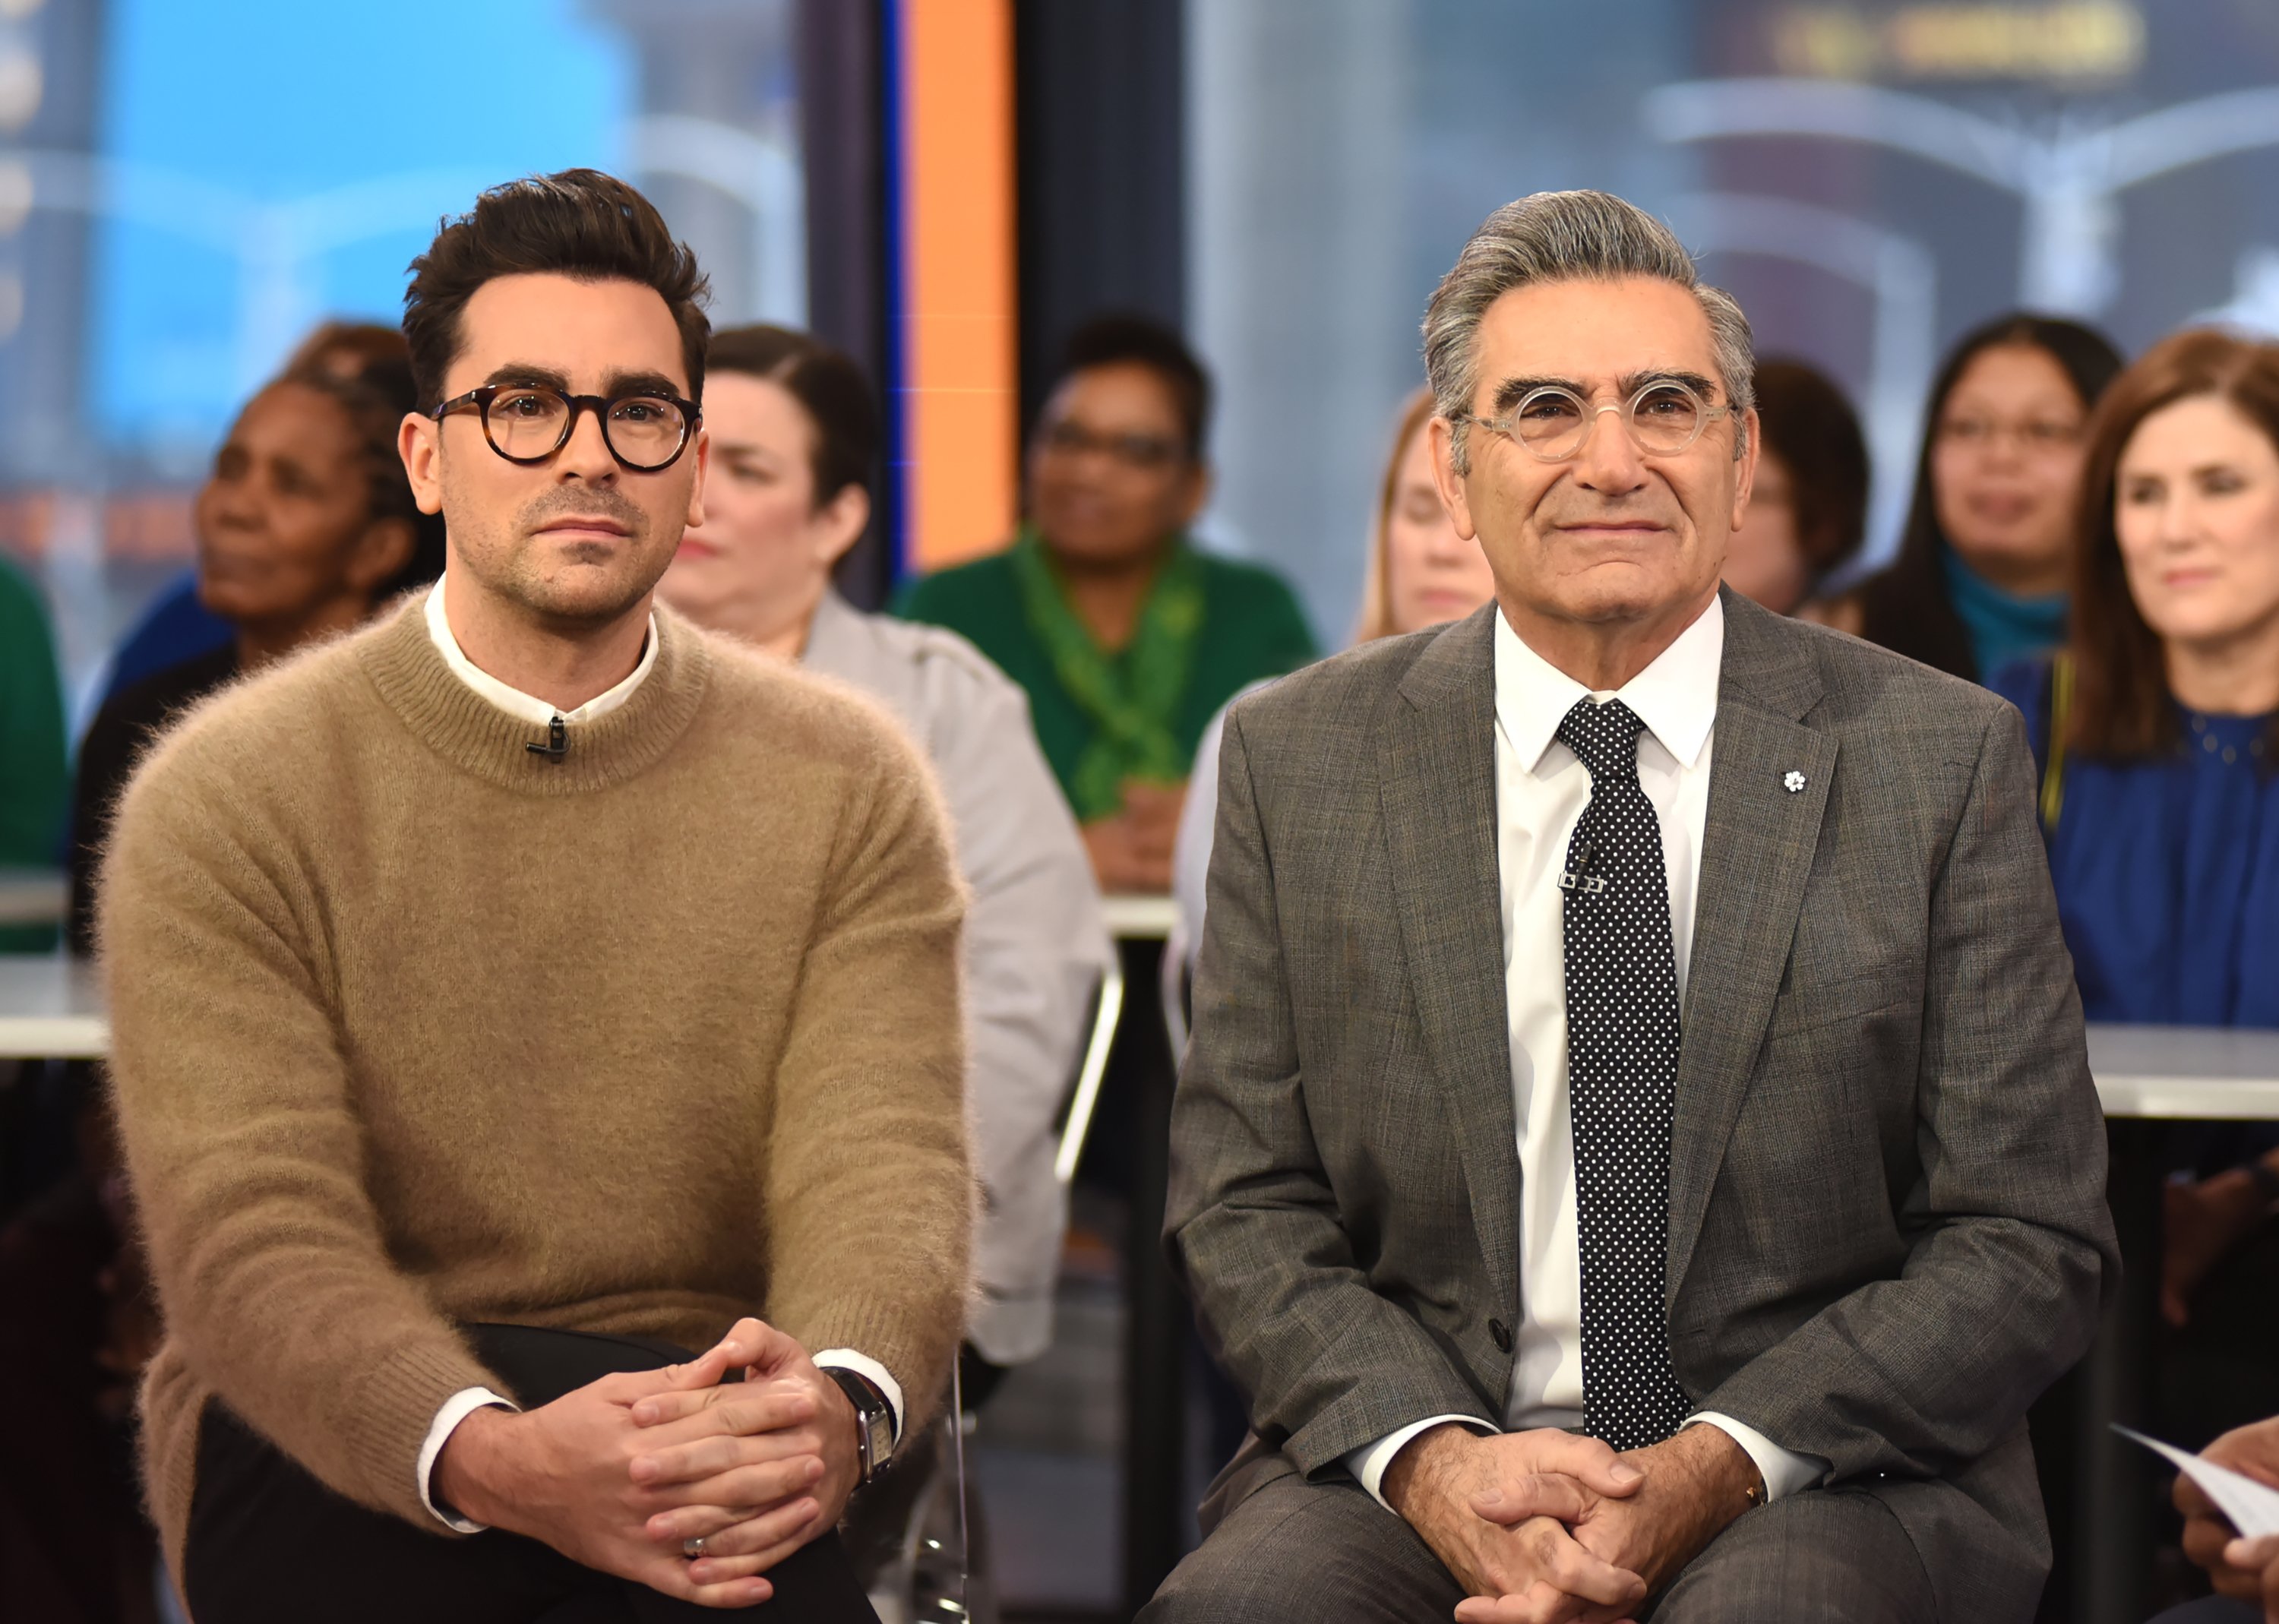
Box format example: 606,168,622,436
527,715,570,762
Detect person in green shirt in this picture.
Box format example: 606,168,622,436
0,552,68,952
896,314,1317,893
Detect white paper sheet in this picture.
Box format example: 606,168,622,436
2116,1425,2279,1540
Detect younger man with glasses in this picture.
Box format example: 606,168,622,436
99,169,966,1622
896,315,1317,894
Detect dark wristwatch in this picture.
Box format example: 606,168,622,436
823,1366,896,1485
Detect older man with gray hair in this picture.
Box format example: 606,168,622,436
1146,190,2115,1623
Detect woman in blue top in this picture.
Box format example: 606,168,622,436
1990,328,2279,1469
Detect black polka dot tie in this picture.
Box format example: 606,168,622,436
1556,697,1689,1452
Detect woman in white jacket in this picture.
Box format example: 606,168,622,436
659,325,1113,1389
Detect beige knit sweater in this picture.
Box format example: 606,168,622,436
99,594,972,1581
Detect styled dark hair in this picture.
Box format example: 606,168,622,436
1051,312,1212,460
1753,359,1870,580
273,324,445,596
401,169,710,413
1851,312,2125,680
706,324,879,505
2069,328,2279,764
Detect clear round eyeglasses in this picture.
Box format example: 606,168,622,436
1457,378,1732,463
431,384,701,472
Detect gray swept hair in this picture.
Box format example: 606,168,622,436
1424,189,1754,473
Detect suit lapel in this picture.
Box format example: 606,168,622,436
1666,593,1835,1294
1383,608,1522,1325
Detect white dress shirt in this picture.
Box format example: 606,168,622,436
422,573,657,727
414,577,904,1530
1345,596,1829,1511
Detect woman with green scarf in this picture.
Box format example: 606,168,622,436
897,315,1317,893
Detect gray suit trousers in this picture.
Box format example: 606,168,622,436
1140,1464,1934,1624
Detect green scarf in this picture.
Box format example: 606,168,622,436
1010,526,1206,820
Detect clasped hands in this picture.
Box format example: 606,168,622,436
1081,778,1187,894
433,1316,861,1610
1383,1421,1758,1624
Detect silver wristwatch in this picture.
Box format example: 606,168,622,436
823,1366,896,1485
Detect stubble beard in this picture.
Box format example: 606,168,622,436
453,479,672,630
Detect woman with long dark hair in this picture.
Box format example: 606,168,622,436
1823,313,2123,680
1988,329,2279,1619
1996,328,2279,1029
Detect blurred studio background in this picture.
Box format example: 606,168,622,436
9,0,2279,717
5,1,2279,1619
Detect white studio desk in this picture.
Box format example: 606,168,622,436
0,891,1187,1068
0,956,109,1060
0,969,2268,1113
2085,1022,2279,1120
0,867,67,930
1100,893,1179,942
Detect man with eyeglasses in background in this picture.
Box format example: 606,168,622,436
98,169,967,1622
896,314,1317,894
1147,191,2116,1624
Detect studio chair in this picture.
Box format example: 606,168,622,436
1053,960,1125,1186
849,1362,973,1624
855,965,1125,1623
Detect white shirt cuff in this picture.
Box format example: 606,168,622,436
814,1348,905,1443
1344,1414,1497,1510
418,1386,520,1532
1686,1411,1829,1502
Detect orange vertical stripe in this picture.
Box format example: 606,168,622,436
902,0,1019,571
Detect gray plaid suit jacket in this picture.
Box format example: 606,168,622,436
1166,589,2118,1621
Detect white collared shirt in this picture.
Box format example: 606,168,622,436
422,571,657,727
412,577,904,1529
1346,595,1829,1509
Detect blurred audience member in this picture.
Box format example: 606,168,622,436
96,321,418,703
657,322,1111,1385
1724,358,1870,615
1990,328,2279,1453
2,349,438,1624
68,354,439,953
897,314,1317,893
1351,387,1501,642
1175,386,1494,953
288,317,417,380
1824,314,2123,680
0,551,67,952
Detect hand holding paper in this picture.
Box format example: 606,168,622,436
2123,1420,2279,1619
2118,1426,2279,1539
